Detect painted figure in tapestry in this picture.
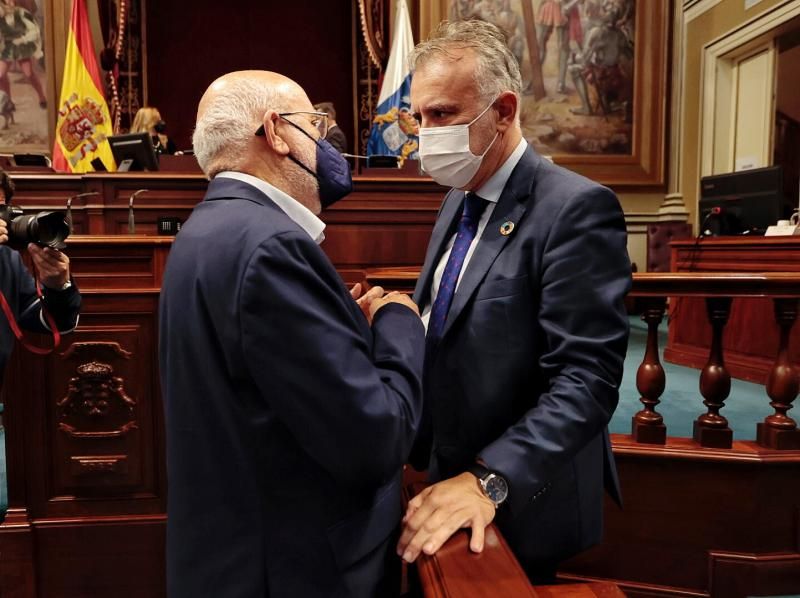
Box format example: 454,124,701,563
0,0,48,151
449,0,635,156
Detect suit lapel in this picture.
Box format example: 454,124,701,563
413,189,465,306
439,147,539,340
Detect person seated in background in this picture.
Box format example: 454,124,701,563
131,106,177,155
314,101,348,153
0,168,81,385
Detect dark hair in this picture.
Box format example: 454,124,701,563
314,101,336,121
0,168,15,202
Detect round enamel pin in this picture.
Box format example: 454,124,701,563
500,221,515,236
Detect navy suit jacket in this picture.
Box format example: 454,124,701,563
159,177,425,597
412,147,631,568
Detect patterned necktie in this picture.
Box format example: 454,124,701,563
427,192,488,346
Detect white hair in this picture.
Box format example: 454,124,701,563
408,19,522,105
192,77,289,178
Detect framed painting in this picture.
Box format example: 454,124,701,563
427,0,669,186
0,0,51,154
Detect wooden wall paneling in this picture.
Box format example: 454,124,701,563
144,1,355,153
33,516,165,598
0,518,37,598
66,236,173,290
708,551,800,598
93,174,206,235
561,436,800,597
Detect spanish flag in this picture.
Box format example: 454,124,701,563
52,0,115,173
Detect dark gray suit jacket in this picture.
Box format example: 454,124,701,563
412,146,631,568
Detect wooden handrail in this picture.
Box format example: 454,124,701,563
404,482,536,597
404,479,626,597
366,268,800,298
630,272,800,298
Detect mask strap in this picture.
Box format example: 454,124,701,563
279,117,321,181
286,152,318,180
478,132,500,158
467,94,501,127
281,116,319,145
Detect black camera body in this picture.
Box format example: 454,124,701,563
0,204,70,249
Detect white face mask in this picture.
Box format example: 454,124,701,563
417,98,499,189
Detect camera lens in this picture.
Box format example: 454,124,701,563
7,210,70,248
27,211,70,248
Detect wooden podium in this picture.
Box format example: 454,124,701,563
666,236,800,383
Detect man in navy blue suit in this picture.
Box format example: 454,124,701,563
159,71,425,597
397,20,631,582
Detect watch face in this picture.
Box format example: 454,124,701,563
485,474,508,505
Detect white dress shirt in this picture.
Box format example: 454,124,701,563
216,171,326,244
421,138,528,330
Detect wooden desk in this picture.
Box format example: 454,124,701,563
666,236,800,382
10,171,445,286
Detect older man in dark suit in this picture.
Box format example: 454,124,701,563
159,70,425,597
397,20,631,583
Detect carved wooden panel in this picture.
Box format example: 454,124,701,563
47,315,156,504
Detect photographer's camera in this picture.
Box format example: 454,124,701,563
0,204,70,249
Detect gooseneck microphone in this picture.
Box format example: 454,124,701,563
65,191,100,234
128,189,148,234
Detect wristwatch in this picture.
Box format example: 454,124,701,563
468,464,509,507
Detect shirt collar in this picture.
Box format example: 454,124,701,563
215,171,326,244
474,138,528,204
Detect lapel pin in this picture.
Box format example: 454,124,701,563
500,221,515,236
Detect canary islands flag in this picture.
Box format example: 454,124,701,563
52,0,115,173
366,0,418,164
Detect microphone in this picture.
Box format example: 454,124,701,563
128,189,148,234
65,191,99,233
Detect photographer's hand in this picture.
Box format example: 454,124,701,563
0,221,7,244
28,244,70,289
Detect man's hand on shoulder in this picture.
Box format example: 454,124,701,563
396,472,495,563
0,220,7,244
28,243,70,290
370,291,420,321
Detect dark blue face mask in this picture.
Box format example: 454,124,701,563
256,117,353,208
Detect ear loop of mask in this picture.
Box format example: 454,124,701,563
278,117,321,180
468,94,501,127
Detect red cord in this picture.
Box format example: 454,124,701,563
0,266,62,355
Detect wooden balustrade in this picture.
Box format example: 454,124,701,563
366,269,800,451
632,297,667,444
630,272,800,450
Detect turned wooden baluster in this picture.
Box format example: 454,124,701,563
632,297,667,444
694,297,734,448
757,298,800,449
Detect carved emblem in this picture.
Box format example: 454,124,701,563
57,93,108,166
58,361,137,438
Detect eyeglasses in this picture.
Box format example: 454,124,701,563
255,111,328,139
